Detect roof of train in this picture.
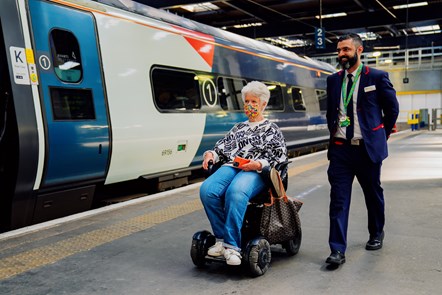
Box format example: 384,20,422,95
90,0,335,73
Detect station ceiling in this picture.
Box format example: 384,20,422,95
135,0,442,56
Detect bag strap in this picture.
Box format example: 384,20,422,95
264,168,289,206
264,190,289,206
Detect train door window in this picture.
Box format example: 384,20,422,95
217,77,246,111
152,68,201,111
265,84,284,111
291,87,306,111
49,29,83,83
50,87,95,120
317,89,327,111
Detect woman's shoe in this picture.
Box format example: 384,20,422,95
207,241,225,257
224,249,242,265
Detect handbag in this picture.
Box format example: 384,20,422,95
259,168,303,244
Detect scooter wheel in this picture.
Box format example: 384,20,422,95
283,230,302,256
244,238,271,277
190,230,215,267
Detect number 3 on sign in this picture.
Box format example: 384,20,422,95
317,28,323,45
315,27,325,49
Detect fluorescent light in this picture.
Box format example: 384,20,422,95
262,37,308,48
411,24,440,33
357,32,379,41
415,30,441,35
409,24,441,35
181,2,219,12
233,22,262,29
372,51,381,57
315,12,347,19
393,2,428,9
373,45,400,50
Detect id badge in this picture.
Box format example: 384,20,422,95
339,116,351,127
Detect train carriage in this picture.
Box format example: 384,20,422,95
0,0,334,231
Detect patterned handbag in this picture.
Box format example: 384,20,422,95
259,168,302,244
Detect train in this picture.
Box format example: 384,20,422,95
0,0,335,231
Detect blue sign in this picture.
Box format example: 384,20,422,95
315,27,325,49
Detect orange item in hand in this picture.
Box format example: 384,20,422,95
233,157,250,168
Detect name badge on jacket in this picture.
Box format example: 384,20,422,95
364,85,376,92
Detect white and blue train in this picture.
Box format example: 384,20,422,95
0,0,335,231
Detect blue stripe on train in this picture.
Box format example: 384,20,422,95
191,112,246,166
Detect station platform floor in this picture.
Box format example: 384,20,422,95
0,129,441,295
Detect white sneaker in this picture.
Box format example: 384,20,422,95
207,241,225,257
224,249,242,265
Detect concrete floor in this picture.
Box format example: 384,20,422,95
0,129,441,295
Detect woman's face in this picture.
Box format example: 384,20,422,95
243,93,266,119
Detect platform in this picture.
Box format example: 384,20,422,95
0,130,441,295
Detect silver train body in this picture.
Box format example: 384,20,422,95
0,0,335,231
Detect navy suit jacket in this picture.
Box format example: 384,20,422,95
326,65,399,163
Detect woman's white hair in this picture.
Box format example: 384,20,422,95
241,81,270,105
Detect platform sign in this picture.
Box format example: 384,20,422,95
315,27,325,49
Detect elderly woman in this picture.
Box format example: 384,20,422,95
200,81,288,265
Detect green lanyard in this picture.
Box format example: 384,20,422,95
341,64,363,113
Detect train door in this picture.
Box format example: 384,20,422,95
0,14,18,226
28,0,110,186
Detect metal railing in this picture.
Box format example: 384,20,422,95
313,46,442,71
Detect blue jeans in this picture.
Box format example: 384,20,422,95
200,166,266,250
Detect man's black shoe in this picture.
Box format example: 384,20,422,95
326,251,345,265
366,231,384,250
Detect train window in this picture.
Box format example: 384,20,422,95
152,68,201,111
50,87,95,120
317,89,327,111
49,29,83,83
291,87,306,111
265,84,284,111
217,77,246,110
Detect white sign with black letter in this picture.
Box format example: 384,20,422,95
10,46,30,85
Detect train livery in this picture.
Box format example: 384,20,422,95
0,0,335,231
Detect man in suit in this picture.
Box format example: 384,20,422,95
325,33,399,266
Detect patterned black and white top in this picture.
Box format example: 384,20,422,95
208,119,288,169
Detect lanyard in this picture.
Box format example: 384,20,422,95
341,64,363,112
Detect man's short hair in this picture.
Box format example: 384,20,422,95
338,33,363,48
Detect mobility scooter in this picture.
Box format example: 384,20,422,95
190,159,302,277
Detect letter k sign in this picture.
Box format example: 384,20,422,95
9,46,30,85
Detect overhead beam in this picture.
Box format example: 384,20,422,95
137,0,212,9
227,4,442,39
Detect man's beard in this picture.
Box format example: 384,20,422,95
339,53,358,69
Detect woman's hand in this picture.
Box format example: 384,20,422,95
202,152,214,170
240,160,262,172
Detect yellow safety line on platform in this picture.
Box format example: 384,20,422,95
286,130,412,177
288,158,329,177
0,199,203,281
